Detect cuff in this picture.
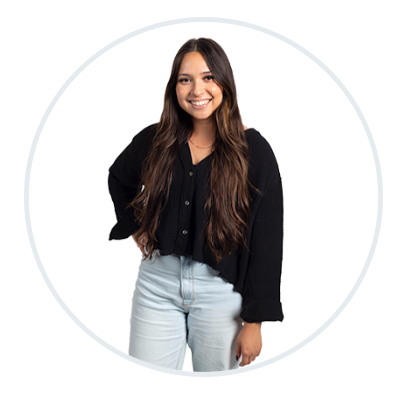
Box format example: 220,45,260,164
109,216,140,240
240,300,284,323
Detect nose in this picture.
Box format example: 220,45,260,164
191,78,205,96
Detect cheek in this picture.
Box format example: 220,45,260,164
175,86,184,100
211,86,222,100
176,93,186,108
211,88,223,105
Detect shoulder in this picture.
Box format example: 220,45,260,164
128,122,159,156
245,128,281,186
131,122,159,145
246,128,279,170
114,123,158,170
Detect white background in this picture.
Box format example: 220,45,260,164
1,1,407,395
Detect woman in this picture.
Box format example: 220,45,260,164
108,37,284,372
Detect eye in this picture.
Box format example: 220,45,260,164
205,75,214,81
178,78,189,83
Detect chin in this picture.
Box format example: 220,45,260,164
192,112,214,119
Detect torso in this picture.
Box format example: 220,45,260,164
188,125,249,166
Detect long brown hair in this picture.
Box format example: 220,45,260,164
128,37,261,264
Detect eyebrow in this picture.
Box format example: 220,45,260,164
178,71,212,77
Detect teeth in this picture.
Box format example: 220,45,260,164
191,99,210,106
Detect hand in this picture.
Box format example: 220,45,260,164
236,322,262,367
132,231,148,256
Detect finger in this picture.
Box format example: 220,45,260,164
241,354,256,366
239,355,248,367
246,355,253,365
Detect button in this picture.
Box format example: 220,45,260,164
185,200,190,206
189,171,193,176
182,230,188,235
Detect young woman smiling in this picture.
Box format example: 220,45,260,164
108,37,284,372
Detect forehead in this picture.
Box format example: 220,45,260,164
178,52,210,73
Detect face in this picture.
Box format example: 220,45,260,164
175,52,223,122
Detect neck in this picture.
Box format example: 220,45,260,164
190,117,216,144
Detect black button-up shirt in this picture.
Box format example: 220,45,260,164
108,123,284,323
171,140,212,257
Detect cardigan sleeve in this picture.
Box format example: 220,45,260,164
108,125,153,240
240,176,284,323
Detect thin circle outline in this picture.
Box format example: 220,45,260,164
24,17,383,377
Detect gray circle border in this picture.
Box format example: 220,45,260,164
24,17,383,377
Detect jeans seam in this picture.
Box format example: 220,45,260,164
192,263,195,302
180,260,184,301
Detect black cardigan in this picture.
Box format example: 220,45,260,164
108,123,284,323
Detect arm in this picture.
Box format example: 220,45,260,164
240,176,284,323
108,126,153,240
236,176,283,367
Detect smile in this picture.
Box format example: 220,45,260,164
189,99,211,108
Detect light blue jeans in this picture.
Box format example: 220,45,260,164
129,248,244,372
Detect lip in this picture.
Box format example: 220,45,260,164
189,98,212,109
